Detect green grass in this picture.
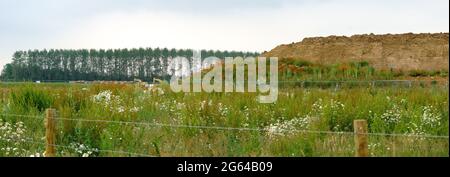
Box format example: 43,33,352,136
0,82,448,157
277,59,448,81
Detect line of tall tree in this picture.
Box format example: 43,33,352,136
0,48,259,82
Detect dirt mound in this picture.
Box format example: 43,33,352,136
263,33,449,71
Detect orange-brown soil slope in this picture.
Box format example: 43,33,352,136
263,33,449,71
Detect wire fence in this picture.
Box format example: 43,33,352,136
1,113,449,157
2,113,449,138
0,137,155,157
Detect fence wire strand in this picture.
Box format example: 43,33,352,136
0,138,155,157
1,113,448,139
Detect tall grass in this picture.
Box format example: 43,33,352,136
277,59,448,81
0,82,448,157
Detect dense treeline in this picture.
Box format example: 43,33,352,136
0,48,258,82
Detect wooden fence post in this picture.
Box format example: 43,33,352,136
354,119,369,157
44,108,57,157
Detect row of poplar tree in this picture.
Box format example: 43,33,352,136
0,48,259,82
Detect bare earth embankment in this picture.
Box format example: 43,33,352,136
263,33,449,71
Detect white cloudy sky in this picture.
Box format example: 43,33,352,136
0,0,448,70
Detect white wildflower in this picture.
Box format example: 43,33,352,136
92,90,112,103
407,123,427,141
265,115,313,138
0,120,28,156
70,142,98,157
380,105,401,125
217,103,230,117
117,106,125,113
422,106,441,127
311,99,324,115
130,106,142,113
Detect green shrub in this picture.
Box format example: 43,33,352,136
408,70,430,77
358,61,369,67
292,60,312,67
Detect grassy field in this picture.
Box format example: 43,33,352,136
0,81,448,157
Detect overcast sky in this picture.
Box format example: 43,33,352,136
0,0,448,70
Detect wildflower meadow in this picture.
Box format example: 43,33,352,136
0,81,448,157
